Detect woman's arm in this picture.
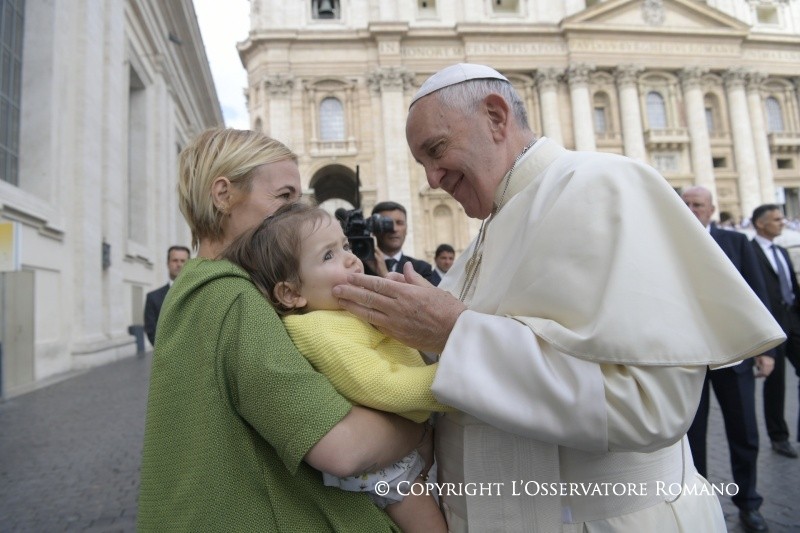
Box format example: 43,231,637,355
305,406,428,478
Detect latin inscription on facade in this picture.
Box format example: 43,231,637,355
570,39,739,56
400,45,464,58
465,42,568,56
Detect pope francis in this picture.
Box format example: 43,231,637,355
333,63,785,532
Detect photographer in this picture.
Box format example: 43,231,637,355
372,201,434,282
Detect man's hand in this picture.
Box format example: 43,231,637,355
754,355,775,378
372,246,390,277
333,262,467,353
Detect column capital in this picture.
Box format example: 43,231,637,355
723,68,749,90
614,65,644,87
566,63,594,87
746,71,767,92
263,73,295,96
534,68,563,90
367,66,415,93
679,67,709,91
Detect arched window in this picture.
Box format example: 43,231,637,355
319,97,345,141
646,91,667,129
704,93,721,134
704,107,714,133
593,92,610,134
766,97,784,132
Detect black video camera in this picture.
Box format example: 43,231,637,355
334,208,394,262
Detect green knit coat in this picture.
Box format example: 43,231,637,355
137,258,398,532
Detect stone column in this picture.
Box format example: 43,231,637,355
747,72,776,205
567,63,596,151
679,67,716,198
724,69,761,217
614,65,646,161
264,73,294,144
534,68,563,145
367,66,418,252
793,78,800,128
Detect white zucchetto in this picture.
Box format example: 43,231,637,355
409,63,509,107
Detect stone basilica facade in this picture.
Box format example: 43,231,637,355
240,0,800,261
0,1,221,394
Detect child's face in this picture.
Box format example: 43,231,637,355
297,217,364,312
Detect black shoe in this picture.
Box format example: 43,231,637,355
771,440,799,458
739,509,769,532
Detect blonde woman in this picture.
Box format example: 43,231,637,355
137,129,428,532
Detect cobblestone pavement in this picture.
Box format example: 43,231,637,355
0,352,798,532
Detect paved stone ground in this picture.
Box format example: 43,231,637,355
0,352,798,532
707,371,800,533
0,354,150,532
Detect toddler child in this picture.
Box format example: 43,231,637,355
224,202,449,533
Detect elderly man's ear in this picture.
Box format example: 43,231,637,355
483,93,510,141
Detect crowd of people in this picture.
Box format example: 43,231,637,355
135,63,797,533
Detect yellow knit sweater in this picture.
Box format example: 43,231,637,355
284,310,451,423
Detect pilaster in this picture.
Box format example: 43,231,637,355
679,67,716,200
567,63,596,151
746,72,776,205
614,65,646,161
724,68,761,216
534,68,563,145
264,73,294,143
368,66,418,253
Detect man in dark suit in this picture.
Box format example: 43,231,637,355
372,201,434,282
751,204,800,461
144,245,190,347
682,187,775,533
430,243,455,286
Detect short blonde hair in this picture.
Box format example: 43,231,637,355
178,128,298,249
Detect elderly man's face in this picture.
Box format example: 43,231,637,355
681,188,715,227
406,96,504,219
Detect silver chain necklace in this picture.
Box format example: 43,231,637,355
458,137,538,302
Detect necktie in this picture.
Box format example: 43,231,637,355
771,244,795,306
385,258,398,272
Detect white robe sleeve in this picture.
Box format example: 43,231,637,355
431,310,705,453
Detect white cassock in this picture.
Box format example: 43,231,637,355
432,138,785,532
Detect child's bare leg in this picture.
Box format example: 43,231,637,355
385,489,447,533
